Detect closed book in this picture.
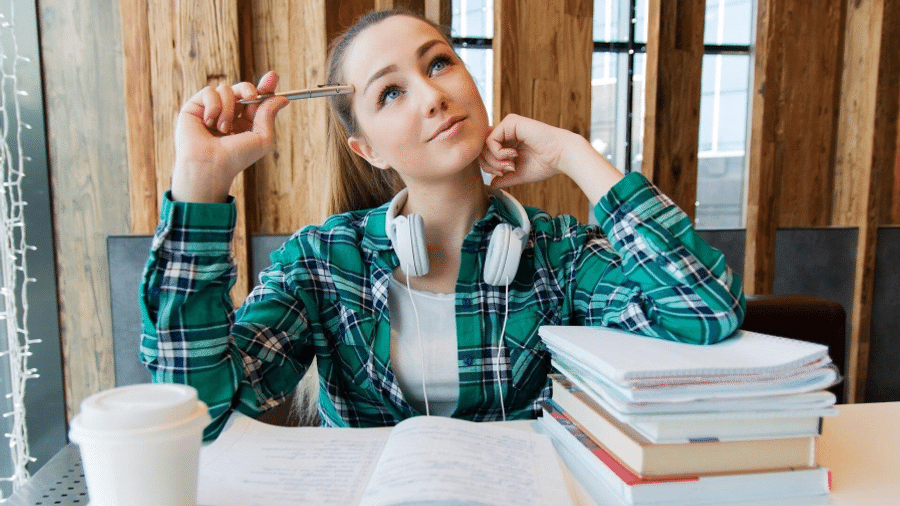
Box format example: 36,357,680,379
539,326,831,387
553,358,838,415
551,374,830,443
547,379,817,477
539,402,831,505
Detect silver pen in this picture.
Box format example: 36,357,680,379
238,84,354,104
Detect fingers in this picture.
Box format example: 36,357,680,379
252,95,289,141
256,70,279,95
179,71,286,150
480,122,519,177
215,83,238,133
479,149,517,178
182,86,221,129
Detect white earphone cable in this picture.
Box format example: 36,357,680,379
495,277,510,422
405,268,430,416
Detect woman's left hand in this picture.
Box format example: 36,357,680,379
479,114,570,186
480,114,623,203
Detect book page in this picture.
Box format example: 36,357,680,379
197,413,390,506
358,416,572,506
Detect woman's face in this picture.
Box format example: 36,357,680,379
344,15,491,185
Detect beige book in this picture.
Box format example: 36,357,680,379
550,375,817,478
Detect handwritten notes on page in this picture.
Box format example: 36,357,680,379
198,413,389,506
359,416,570,506
196,412,573,506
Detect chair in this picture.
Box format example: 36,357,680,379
740,294,847,404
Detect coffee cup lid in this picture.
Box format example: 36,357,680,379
71,383,207,433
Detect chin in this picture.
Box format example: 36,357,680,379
443,144,483,173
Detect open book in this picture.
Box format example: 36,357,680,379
197,413,574,506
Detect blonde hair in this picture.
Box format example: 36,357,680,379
324,8,455,215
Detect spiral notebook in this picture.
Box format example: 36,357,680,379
538,326,832,384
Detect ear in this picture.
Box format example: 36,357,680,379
348,135,390,170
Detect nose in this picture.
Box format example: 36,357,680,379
417,77,448,117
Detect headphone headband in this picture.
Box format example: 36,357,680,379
488,187,531,237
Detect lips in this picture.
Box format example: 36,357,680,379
429,116,466,141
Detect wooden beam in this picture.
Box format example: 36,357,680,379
244,1,333,235
775,3,843,228
835,0,900,402
425,0,452,27
371,0,450,26
744,0,781,295
493,0,592,220
143,1,250,302
893,96,900,224
120,0,158,234
326,0,375,42
744,0,844,294
41,0,132,419
642,0,705,223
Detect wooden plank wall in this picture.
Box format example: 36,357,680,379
642,0,706,221
895,116,900,224
493,0,592,220
745,0,846,294
746,0,899,401
743,0,782,296
834,0,900,403
41,0,900,418
39,0,132,419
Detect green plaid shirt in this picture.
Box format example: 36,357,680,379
140,172,745,439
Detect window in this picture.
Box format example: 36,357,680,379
450,0,754,229
696,0,754,229
451,0,493,123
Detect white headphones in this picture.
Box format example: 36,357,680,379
385,187,531,286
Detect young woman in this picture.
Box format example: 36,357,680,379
140,9,745,439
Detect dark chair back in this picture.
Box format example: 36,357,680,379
741,294,847,403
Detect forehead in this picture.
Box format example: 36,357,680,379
343,16,446,82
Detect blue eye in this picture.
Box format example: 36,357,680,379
378,86,402,106
430,56,451,75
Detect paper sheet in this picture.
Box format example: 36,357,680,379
197,414,390,506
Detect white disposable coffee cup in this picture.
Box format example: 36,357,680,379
69,383,211,506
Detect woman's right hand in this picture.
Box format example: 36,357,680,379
171,71,289,203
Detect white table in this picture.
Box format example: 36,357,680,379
6,402,899,505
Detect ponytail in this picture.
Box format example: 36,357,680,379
325,103,403,215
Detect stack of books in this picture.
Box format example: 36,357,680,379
537,325,840,506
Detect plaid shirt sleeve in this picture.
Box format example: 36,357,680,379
555,172,746,344
139,193,310,439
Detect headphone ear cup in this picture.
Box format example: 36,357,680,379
391,214,430,276
484,224,518,286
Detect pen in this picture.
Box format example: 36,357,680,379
238,84,354,104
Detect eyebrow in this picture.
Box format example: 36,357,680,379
362,39,449,95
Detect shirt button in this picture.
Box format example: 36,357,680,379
620,202,634,213
466,246,478,254
463,354,474,366
462,298,472,308
656,256,668,266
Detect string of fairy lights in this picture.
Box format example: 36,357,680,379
0,2,38,497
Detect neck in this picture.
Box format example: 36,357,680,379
401,166,489,244
392,164,489,293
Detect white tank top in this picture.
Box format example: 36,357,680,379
388,277,460,416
